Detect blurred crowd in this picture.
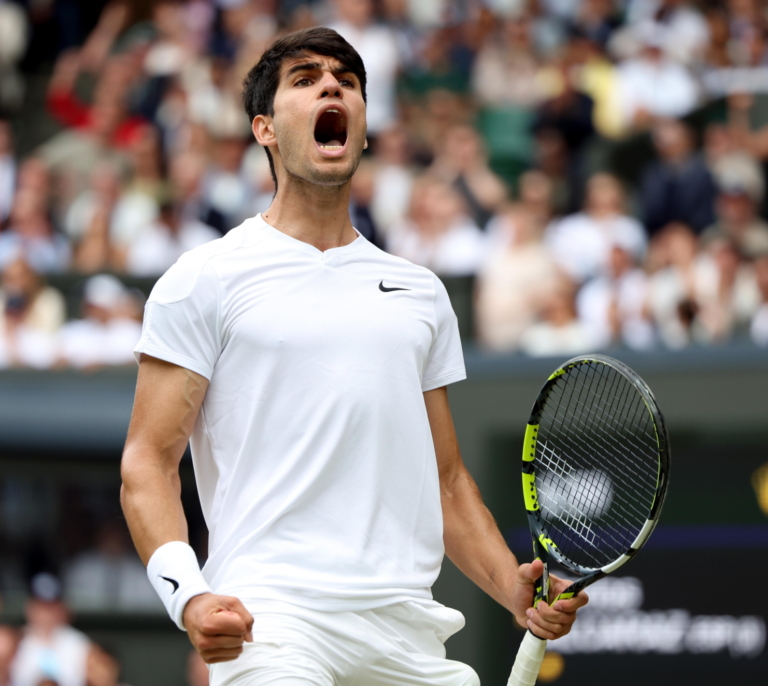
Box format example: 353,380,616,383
0,571,208,686
0,470,210,685
1,0,768,363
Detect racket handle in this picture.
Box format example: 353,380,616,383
507,631,547,686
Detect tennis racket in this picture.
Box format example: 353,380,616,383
507,354,670,686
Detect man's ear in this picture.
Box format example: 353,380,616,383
252,115,276,147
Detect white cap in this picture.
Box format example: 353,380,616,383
30,572,63,602
83,274,126,310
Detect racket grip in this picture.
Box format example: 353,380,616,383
507,631,547,686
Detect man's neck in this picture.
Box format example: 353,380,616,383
262,178,357,252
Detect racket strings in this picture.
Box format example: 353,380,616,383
540,398,653,528
534,362,659,570
544,368,656,556
556,366,657,532
565,373,657,519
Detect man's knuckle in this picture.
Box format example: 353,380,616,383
201,620,220,634
198,637,215,651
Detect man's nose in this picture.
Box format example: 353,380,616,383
319,74,342,99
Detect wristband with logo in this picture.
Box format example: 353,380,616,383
147,541,212,631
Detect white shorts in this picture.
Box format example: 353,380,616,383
208,599,480,686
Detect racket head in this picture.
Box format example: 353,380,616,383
522,354,670,578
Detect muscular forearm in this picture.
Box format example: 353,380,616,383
120,447,189,565
442,466,519,612
121,357,208,564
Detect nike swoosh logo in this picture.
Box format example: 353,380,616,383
379,280,410,292
160,576,180,594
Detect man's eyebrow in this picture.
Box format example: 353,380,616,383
285,61,321,78
284,61,356,80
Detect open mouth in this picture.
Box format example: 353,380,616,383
314,108,348,150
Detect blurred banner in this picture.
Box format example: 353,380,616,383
501,539,768,685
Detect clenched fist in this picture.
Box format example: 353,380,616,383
510,560,589,640
183,593,254,664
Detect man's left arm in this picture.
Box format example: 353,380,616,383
424,386,588,640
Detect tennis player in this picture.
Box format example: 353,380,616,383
120,27,587,685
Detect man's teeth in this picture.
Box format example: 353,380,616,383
320,140,343,149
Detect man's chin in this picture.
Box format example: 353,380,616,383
300,159,360,187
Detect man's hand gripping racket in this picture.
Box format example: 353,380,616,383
507,354,670,686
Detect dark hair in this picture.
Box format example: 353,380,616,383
242,27,367,186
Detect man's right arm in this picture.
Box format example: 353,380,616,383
120,354,253,664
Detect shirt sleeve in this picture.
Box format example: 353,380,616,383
421,274,467,391
134,255,222,380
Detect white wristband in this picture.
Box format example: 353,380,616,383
147,541,212,631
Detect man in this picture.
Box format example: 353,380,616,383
640,118,716,236
120,27,587,685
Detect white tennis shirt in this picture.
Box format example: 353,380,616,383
135,214,466,610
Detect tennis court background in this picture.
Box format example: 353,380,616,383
0,340,766,685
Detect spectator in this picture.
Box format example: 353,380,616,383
13,159,50,219
428,124,508,229
616,0,710,66
0,119,14,223
167,149,229,236
701,173,768,259
57,274,142,369
0,625,18,686
517,170,556,227
475,203,561,352
11,574,90,686
369,126,415,241
348,159,380,246
577,243,655,350
519,275,601,357
121,124,166,206
533,57,596,211
533,58,596,160
545,173,647,283
751,253,768,345
200,135,250,234
570,0,620,50
647,222,710,348
37,49,140,211
65,151,159,273
0,255,65,335
241,143,277,218
532,127,574,215
46,49,145,152
640,118,717,235
564,31,624,140
211,0,276,64
387,176,487,276
64,164,122,274
400,24,473,97
472,13,548,109
0,0,28,114
63,521,160,613
122,202,218,276
695,237,760,342
329,0,400,138
406,88,469,165
0,188,70,274
142,0,197,80
0,256,65,369
614,26,699,131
